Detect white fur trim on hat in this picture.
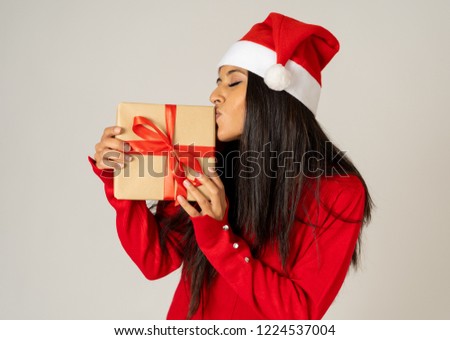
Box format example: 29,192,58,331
218,40,321,114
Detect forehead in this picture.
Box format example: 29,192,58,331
218,65,248,77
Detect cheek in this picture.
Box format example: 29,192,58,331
217,89,247,141
217,109,245,141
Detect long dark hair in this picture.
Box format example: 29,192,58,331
157,71,374,319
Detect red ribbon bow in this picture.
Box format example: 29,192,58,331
126,104,214,203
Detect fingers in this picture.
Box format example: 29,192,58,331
206,166,224,190
194,167,225,204
183,179,212,207
94,126,132,170
102,126,122,139
190,172,220,208
98,150,123,170
176,195,201,217
97,137,129,153
182,170,227,220
97,147,133,169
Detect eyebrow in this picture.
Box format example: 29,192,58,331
216,69,246,84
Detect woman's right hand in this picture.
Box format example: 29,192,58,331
93,126,132,170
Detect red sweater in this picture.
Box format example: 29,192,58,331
89,157,365,320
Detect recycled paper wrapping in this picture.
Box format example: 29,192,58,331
113,102,216,201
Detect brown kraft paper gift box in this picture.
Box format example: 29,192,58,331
113,102,216,201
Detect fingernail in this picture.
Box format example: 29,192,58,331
177,195,185,203
114,127,121,134
183,179,191,187
124,143,131,152
125,155,132,162
192,170,201,178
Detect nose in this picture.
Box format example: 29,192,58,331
209,86,224,105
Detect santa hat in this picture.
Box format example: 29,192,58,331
217,12,340,115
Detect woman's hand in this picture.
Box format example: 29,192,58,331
93,126,132,170
177,168,228,221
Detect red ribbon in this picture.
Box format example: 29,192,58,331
126,105,214,202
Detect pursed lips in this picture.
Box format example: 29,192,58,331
215,108,222,120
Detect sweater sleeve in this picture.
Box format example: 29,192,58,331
88,156,183,280
190,176,365,319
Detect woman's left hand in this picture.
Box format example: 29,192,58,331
176,167,228,221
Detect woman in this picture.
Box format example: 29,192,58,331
90,13,373,319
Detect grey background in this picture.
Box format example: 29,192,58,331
1,0,449,319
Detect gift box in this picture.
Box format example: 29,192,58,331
113,102,216,201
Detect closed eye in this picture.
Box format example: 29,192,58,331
229,81,242,87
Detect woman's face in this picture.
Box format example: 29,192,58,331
210,65,248,142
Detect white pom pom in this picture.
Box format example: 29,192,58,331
264,64,291,91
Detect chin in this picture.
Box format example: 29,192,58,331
217,132,241,142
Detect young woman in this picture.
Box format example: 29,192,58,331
90,13,373,319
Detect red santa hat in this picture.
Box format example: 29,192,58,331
217,12,340,115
